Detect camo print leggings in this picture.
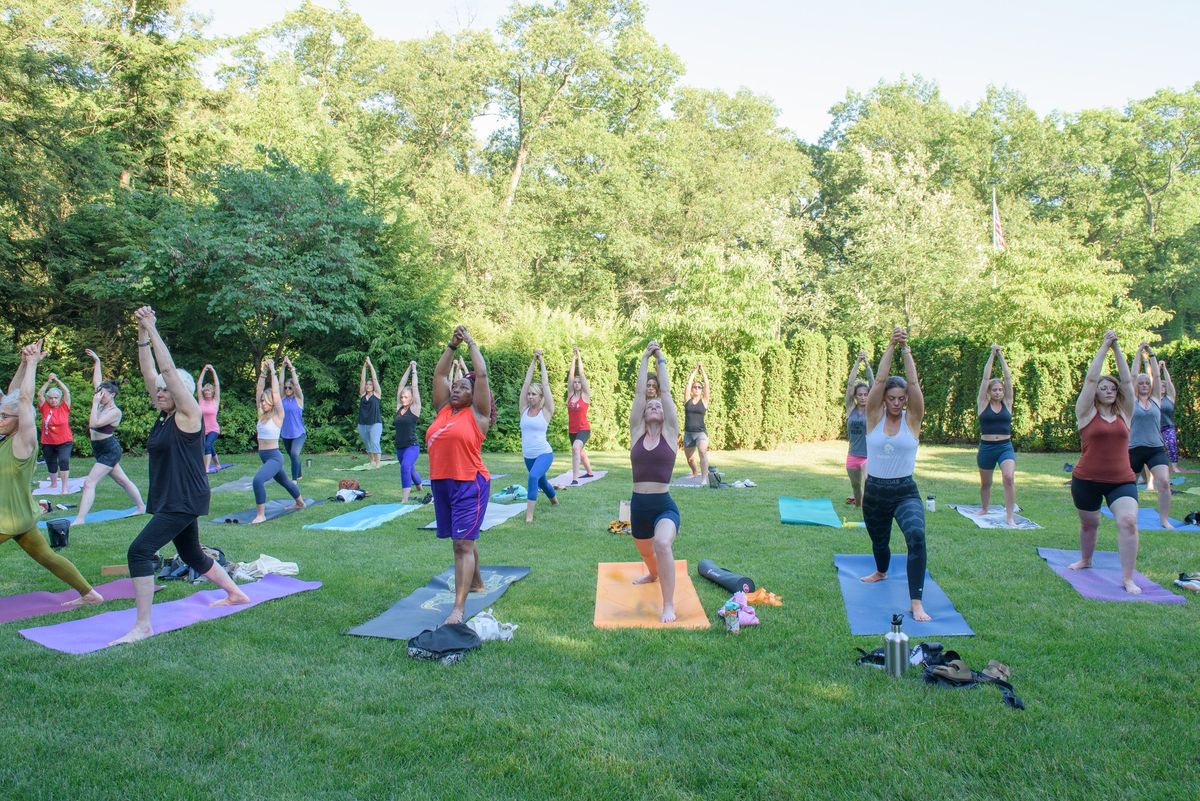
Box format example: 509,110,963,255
862,475,927,601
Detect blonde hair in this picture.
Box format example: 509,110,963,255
527,382,545,408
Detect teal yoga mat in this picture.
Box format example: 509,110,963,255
304,503,420,532
38,507,140,528
778,497,842,528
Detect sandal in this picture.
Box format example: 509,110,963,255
982,660,1012,682
930,658,973,683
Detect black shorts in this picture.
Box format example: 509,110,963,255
1128,446,1169,473
630,491,680,540
91,436,123,468
570,430,590,446
1070,476,1138,513
42,442,73,473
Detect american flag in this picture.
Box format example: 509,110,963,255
992,187,1006,251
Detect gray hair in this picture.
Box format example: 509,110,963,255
0,393,22,416
45,387,63,399
155,369,196,397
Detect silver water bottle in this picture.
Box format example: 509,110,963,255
884,613,909,678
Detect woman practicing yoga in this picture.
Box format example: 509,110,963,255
1127,342,1172,527
2,342,102,607
428,325,492,625
358,356,383,468
566,347,594,484
1069,331,1142,592
520,350,559,523
975,345,1018,527
280,357,306,480
645,373,659,400
196,364,221,473
73,348,145,526
111,307,247,645
249,360,305,524
394,360,423,503
683,363,711,481
860,327,931,622
37,372,74,493
844,351,873,507
1157,360,1183,476
629,340,682,624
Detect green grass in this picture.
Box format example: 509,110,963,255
3,443,1199,800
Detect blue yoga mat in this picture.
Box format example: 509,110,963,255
1137,475,1185,490
779,497,842,528
304,503,420,532
347,565,530,641
834,553,974,636
1099,506,1200,531
38,507,140,528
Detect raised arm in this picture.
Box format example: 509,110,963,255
698,363,710,405
211,365,221,406
539,351,554,419
1161,361,1176,403
630,343,654,439
136,306,201,428
37,376,52,405
255,362,267,405
977,346,998,413
520,355,536,414
135,325,157,397
396,363,413,412
87,348,103,390
265,360,283,424
1076,332,1115,426
285,358,304,407
655,343,679,437
997,347,1013,407
900,333,924,434
575,349,590,400
12,342,44,458
359,360,368,397
460,327,491,432
1144,345,1161,403
1113,339,1135,421
409,361,421,417
686,365,699,396
1130,343,1146,378
367,358,380,398
432,331,462,412
845,352,866,411
866,329,902,426
568,350,578,398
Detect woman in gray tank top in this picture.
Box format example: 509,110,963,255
1129,343,1173,528
843,351,873,507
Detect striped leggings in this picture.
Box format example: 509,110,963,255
862,475,927,601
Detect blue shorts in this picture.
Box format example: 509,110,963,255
630,491,680,540
977,439,1016,470
431,473,491,541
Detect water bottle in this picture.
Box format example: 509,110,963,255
925,495,936,512
884,613,909,678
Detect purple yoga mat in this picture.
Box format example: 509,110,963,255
0,579,161,625
1037,547,1186,605
18,574,322,653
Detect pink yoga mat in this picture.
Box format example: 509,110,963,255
0,579,160,625
1037,548,1186,605
18,574,322,653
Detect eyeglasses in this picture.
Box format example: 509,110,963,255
0,413,18,420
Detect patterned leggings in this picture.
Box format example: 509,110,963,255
861,475,927,601
1162,426,1179,463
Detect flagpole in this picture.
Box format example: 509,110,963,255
991,187,998,288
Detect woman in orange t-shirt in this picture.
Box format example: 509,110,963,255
37,373,74,494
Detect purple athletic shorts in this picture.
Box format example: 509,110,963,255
431,473,490,540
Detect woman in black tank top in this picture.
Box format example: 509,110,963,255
109,306,248,646
682,363,711,483
974,345,1019,527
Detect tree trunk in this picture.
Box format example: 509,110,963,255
504,142,529,209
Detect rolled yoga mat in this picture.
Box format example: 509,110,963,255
18,574,323,654
779,497,842,528
32,478,85,496
949,504,1041,530
347,565,530,641
1036,547,1186,604
1098,506,1200,532
421,502,524,532
593,561,709,630
38,507,140,528
697,559,755,593
550,470,608,489
833,553,974,636
209,498,325,524
304,503,420,532
0,579,162,625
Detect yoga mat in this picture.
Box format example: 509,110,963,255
593,561,709,629
303,503,420,531
347,565,530,641
550,470,608,489
1098,506,1200,532
211,475,255,493
0,580,162,625
1137,476,1185,490
779,497,842,528
949,504,1041,530
671,474,706,488
422,502,524,532
335,460,398,472
1037,547,1186,604
209,498,325,524
37,507,140,528
19,574,323,654
32,478,85,496
833,553,974,636
206,463,236,474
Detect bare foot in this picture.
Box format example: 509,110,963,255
210,589,251,607
109,624,153,646
660,604,676,624
550,496,559,506
911,601,932,622
525,513,534,523
1005,517,1017,528
1068,559,1091,570
1123,578,1142,595
70,517,85,527
293,497,306,509
859,571,887,583
62,589,104,608
633,573,658,585
470,581,485,593
135,506,146,515
249,515,267,524
974,507,990,515
1161,519,1174,529
443,607,464,625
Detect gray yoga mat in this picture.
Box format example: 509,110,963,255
208,498,325,524
211,475,255,493
347,565,531,641
421,502,525,532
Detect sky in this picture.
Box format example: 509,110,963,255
189,0,1200,143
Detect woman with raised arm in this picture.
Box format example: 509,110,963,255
1158,360,1183,475
975,344,1019,527
112,308,248,645
394,360,423,503
682,363,711,482
427,326,492,625
1069,331,1141,592
628,340,682,624
844,350,873,507
37,371,74,493
249,360,305,525
859,328,931,622
566,347,595,484
196,364,221,473
279,357,307,481
357,356,383,469
520,349,559,523
73,348,145,526
1,343,103,607
1128,343,1173,527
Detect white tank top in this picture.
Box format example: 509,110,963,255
865,412,919,479
257,416,282,440
520,409,552,459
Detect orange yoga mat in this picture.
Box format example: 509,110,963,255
593,560,710,629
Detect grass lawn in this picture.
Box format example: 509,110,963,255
3,442,1199,800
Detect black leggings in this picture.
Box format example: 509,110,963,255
861,475,927,601
127,512,213,579
43,442,73,473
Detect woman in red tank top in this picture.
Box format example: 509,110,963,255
1069,330,1141,594
566,346,595,483
427,325,493,626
